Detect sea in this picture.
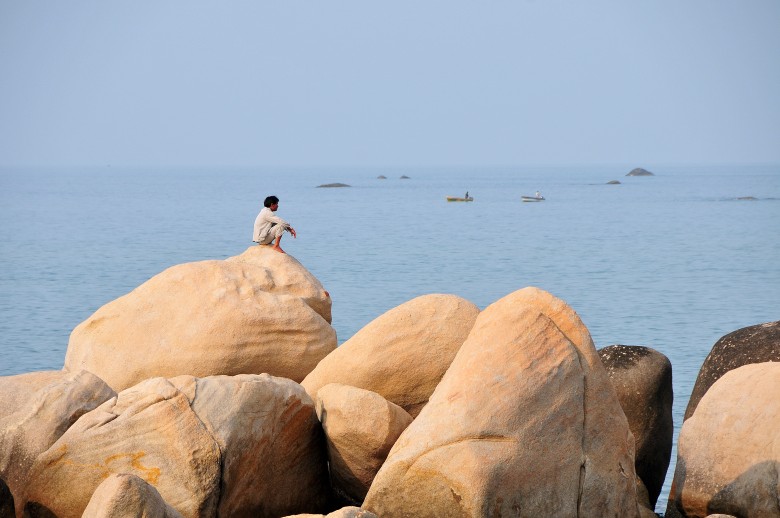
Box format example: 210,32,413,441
1,164,778,513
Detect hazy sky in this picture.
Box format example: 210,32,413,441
1,1,778,168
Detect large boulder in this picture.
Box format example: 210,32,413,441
666,362,780,518
599,345,673,509
0,370,115,516
64,246,336,391
302,294,479,417
82,473,183,518
23,374,329,518
364,287,640,518
316,384,413,504
684,320,780,421
170,374,330,517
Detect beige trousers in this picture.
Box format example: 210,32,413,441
255,224,285,245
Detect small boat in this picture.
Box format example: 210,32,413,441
521,195,545,202
446,196,474,202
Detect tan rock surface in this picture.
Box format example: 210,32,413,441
82,473,183,518
64,246,336,391
226,245,332,323
316,383,413,503
667,362,780,518
283,507,378,518
24,377,222,518
0,371,64,421
302,294,479,417
684,320,779,421
169,373,330,517
0,370,115,517
22,373,329,518
363,287,639,518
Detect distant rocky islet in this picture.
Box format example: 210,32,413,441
316,176,412,188
626,167,655,176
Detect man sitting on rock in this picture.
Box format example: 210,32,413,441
253,195,296,253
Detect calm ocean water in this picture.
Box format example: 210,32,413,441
1,165,778,512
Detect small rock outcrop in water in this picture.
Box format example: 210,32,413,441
666,362,780,518
364,288,640,517
598,345,673,511
736,196,757,201
377,175,387,179
626,168,654,176
400,175,410,179
317,183,351,188
64,246,336,391
607,180,621,184
684,320,780,420
302,294,480,418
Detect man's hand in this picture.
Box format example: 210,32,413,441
289,227,297,238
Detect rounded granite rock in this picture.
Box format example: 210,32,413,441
23,374,329,518
599,345,673,509
302,293,479,418
0,369,116,516
667,363,780,518
364,287,640,518
82,474,183,518
684,320,780,421
315,383,413,504
64,246,336,391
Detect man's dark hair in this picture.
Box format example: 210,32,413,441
264,195,279,208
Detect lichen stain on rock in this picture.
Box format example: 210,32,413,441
51,449,161,485
451,487,462,503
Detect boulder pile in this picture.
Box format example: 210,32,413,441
2,247,777,517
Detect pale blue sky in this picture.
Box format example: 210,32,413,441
1,1,778,167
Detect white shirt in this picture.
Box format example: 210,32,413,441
253,207,290,242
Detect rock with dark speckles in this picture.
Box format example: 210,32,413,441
684,320,780,421
599,345,673,511
667,363,780,518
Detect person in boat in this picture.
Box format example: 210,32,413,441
253,195,296,254
535,191,542,199
465,191,469,199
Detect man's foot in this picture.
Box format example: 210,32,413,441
271,245,286,254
